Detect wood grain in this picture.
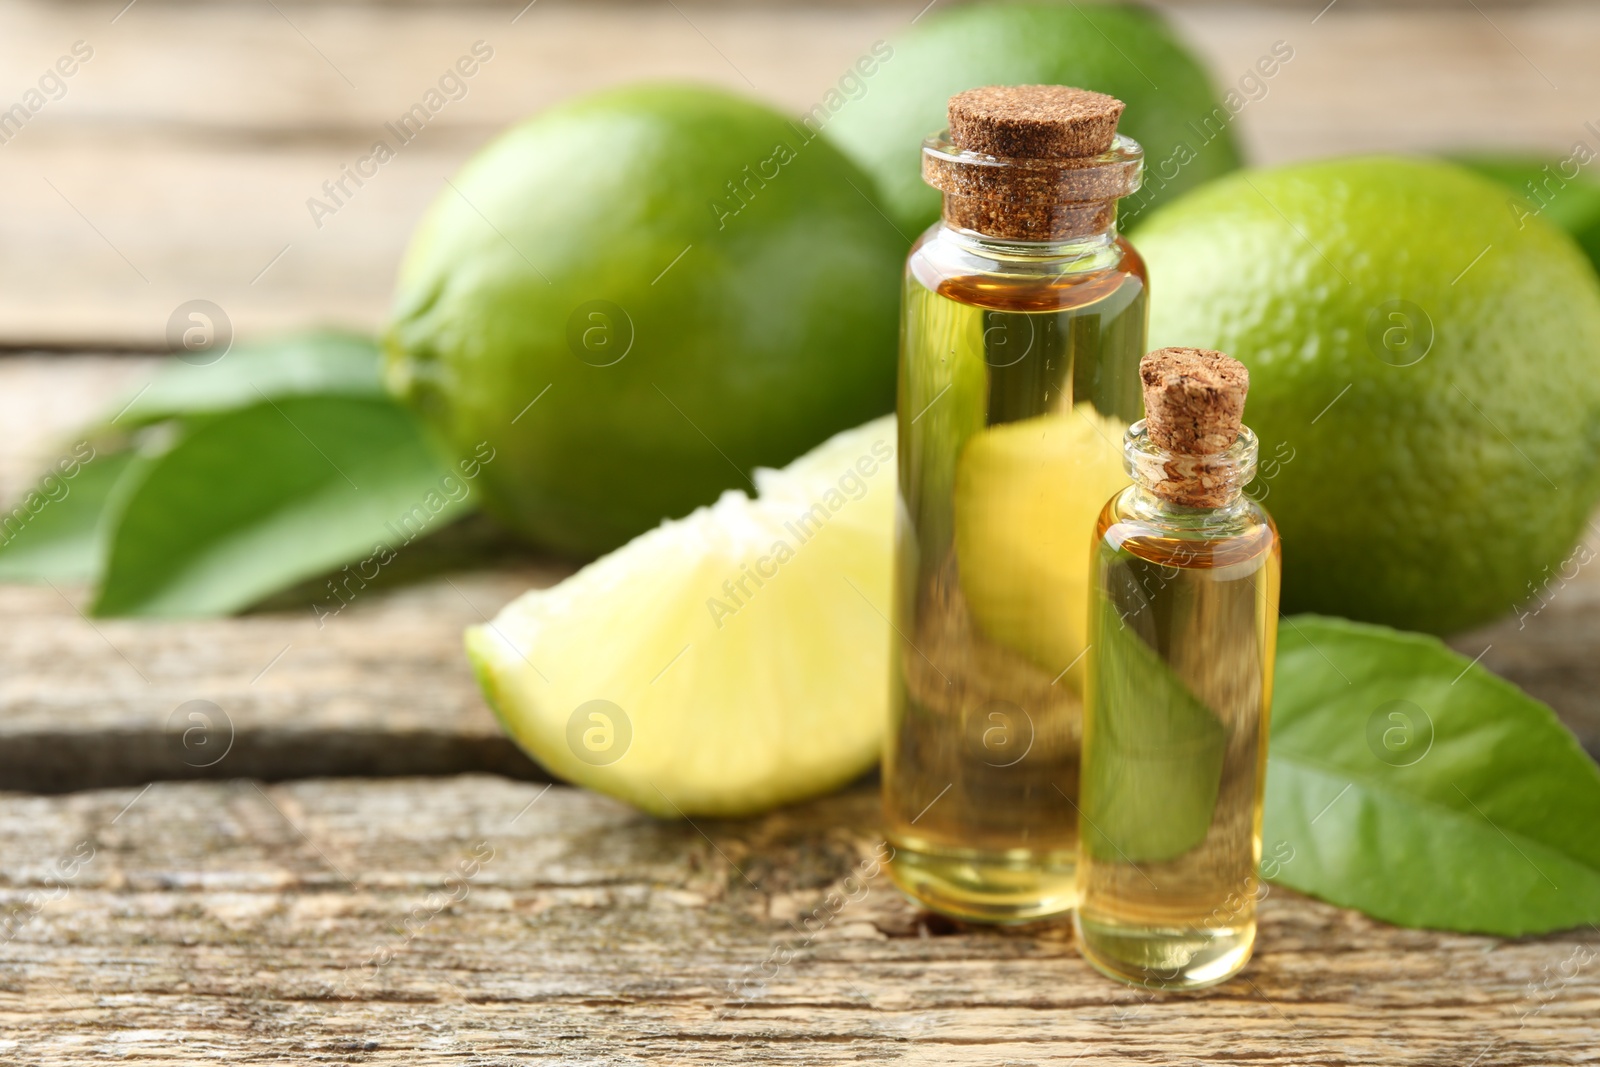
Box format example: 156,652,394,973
2,1,1598,347
0,574,552,793
0,777,1595,1065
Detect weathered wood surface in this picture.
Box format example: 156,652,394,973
4,1,1599,347
1,776,1596,1065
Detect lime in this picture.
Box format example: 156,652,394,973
468,415,895,817
1135,157,1600,634
954,404,1128,688
386,84,903,556
825,1,1244,236
1452,154,1600,276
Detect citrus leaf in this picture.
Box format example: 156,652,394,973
109,331,382,430
0,449,147,583
92,396,472,617
1450,154,1600,273
1082,573,1225,864
1264,614,1600,935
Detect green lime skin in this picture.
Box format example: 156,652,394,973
386,83,903,556
1452,154,1600,278
824,1,1245,236
1135,157,1600,634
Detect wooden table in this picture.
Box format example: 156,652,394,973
5,2,1600,1062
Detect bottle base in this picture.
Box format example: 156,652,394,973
886,839,1078,924
1073,912,1255,991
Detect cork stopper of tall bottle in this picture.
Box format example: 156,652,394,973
947,84,1124,160
1138,347,1251,508
924,84,1134,241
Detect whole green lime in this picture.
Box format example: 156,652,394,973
385,83,902,555
824,1,1246,236
1136,157,1600,634
1452,154,1600,277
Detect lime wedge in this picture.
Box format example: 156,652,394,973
468,416,895,817
954,404,1130,688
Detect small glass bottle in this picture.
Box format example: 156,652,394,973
1075,347,1281,989
884,85,1147,923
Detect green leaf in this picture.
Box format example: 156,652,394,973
0,449,145,583
0,332,387,588
1450,154,1600,273
1265,614,1600,935
1081,577,1226,864
109,331,383,430
92,396,473,617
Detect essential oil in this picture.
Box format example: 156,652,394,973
884,85,1148,923
1075,348,1281,988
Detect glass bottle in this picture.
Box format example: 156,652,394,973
884,86,1147,923
1075,348,1281,989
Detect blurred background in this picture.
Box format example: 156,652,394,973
1,0,1595,354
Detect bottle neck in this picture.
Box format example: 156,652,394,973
926,217,1126,285
940,209,1121,261
938,195,1123,250
920,130,1144,244
1123,420,1259,519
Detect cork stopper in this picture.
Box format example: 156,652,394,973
948,85,1124,160
1140,348,1249,454
1136,348,1252,507
921,84,1141,242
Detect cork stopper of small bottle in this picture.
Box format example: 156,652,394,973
922,84,1138,241
1138,348,1251,507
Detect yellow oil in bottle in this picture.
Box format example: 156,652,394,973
1075,475,1280,987
883,232,1147,923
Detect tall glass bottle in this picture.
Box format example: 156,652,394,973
884,86,1147,923
1076,348,1280,989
